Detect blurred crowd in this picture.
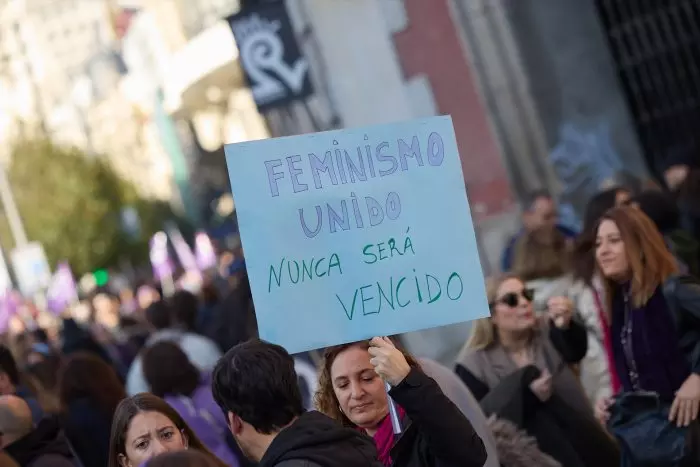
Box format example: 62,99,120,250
0,162,698,466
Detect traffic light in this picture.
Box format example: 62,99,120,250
93,269,109,287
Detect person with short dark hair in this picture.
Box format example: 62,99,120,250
126,300,221,395
0,345,43,424
142,342,238,466
501,190,577,271
0,395,80,467
212,340,382,467
169,290,199,332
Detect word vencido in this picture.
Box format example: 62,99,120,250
335,269,464,321
262,131,445,238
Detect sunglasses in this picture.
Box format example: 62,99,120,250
491,288,534,308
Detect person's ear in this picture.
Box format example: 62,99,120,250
117,453,131,467
227,412,243,435
181,429,189,449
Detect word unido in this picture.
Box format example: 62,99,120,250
268,254,342,293
363,228,415,264
299,191,401,238
263,131,446,197
335,270,464,320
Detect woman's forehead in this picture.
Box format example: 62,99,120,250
497,278,522,294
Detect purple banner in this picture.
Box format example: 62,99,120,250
195,231,217,270
0,289,20,333
46,262,78,315
167,227,198,272
149,232,174,280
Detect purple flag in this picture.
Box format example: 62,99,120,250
46,262,78,315
194,231,217,270
149,232,174,280
166,227,198,272
0,289,14,333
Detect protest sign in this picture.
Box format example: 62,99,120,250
225,116,488,354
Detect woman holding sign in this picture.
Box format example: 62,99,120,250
455,274,619,467
315,337,487,467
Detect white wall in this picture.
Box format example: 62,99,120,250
288,0,414,128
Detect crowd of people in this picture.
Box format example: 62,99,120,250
0,162,699,466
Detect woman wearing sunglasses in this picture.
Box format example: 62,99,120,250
456,275,619,467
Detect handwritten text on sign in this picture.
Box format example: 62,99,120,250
225,116,488,354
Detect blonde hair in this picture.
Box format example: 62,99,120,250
597,207,679,310
466,274,521,350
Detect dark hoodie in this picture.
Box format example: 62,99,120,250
4,417,80,467
258,411,382,467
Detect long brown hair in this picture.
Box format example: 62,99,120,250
596,207,678,310
512,227,571,280
314,340,419,427
59,352,126,417
107,393,228,467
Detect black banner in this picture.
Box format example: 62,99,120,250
228,2,314,112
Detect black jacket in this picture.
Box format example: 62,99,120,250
258,411,382,467
5,417,80,467
663,275,700,375
62,398,112,467
389,369,487,467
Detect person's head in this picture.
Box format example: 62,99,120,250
573,188,629,282
596,207,678,309
169,291,199,331
93,292,121,330
664,164,690,191
0,346,19,395
211,339,304,462
142,342,199,399
59,352,125,417
606,170,642,196
522,189,557,232
315,341,418,435
632,190,680,234
0,395,33,447
144,300,171,331
467,275,537,350
146,450,223,467
24,348,61,394
511,227,570,281
108,393,212,467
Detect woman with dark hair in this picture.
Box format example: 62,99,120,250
595,207,700,465
108,393,228,467
59,352,127,467
315,337,487,467
142,342,238,466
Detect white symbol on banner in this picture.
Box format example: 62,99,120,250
239,26,309,105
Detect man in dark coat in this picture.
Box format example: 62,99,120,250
0,396,80,467
212,340,382,467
